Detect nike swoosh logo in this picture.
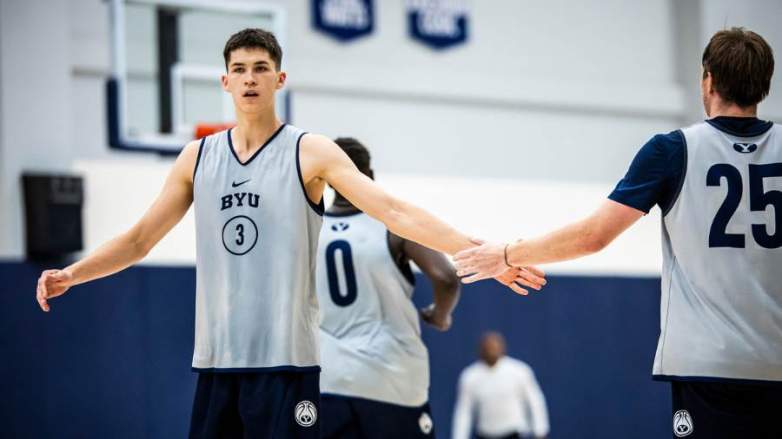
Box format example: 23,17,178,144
232,179,251,188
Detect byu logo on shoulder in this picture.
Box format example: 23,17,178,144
331,222,349,232
295,400,317,427
673,409,693,437
418,412,433,435
733,142,758,154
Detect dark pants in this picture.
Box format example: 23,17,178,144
476,433,523,439
670,380,782,438
320,393,434,439
189,371,321,439
475,433,524,439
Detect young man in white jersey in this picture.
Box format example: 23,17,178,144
34,29,546,438
455,28,781,438
317,138,461,438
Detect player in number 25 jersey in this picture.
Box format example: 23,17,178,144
455,28,782,439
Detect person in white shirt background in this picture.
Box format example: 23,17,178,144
452,332,549,439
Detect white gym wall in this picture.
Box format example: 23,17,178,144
2,0,782,276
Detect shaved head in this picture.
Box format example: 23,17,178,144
479,331,506,367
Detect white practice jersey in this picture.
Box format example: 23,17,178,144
317,212,430,406
655,121,782,381
192,124,323,370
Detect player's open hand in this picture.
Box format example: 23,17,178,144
492,266,547,296
454,240,507,282
36,269,73,312
420,304,452,331
455,239,547,295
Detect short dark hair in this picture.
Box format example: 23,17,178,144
702,27,774,107
334,137,371,172
223,28,283,70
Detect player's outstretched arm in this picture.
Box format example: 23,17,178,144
454,199,644,285
302,134,473,255
398,236,461,331
35,141,200,312
299,134,546,294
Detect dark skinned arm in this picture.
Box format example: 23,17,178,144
390,232,461,331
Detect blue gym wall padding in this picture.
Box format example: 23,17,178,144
0,262,669,438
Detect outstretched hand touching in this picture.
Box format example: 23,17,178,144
457,239,546,295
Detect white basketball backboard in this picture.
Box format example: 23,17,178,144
107,0,287,154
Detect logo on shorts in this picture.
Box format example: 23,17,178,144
419,412,433,435
673,410,693,437
295,400,317,427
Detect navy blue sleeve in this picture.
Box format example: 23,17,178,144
608,130,686,214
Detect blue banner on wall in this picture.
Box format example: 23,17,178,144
312,0,374,42
407,0,469,50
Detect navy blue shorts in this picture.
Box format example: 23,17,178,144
320,394,435,439
475,433,522,439
670,380,782,438
189,370,320,439
475,433,526,439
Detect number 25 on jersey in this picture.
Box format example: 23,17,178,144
707,163,782,249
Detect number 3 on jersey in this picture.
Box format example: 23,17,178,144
325,240,358,306
707,163,782,248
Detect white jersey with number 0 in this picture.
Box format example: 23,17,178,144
317,212,429,406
